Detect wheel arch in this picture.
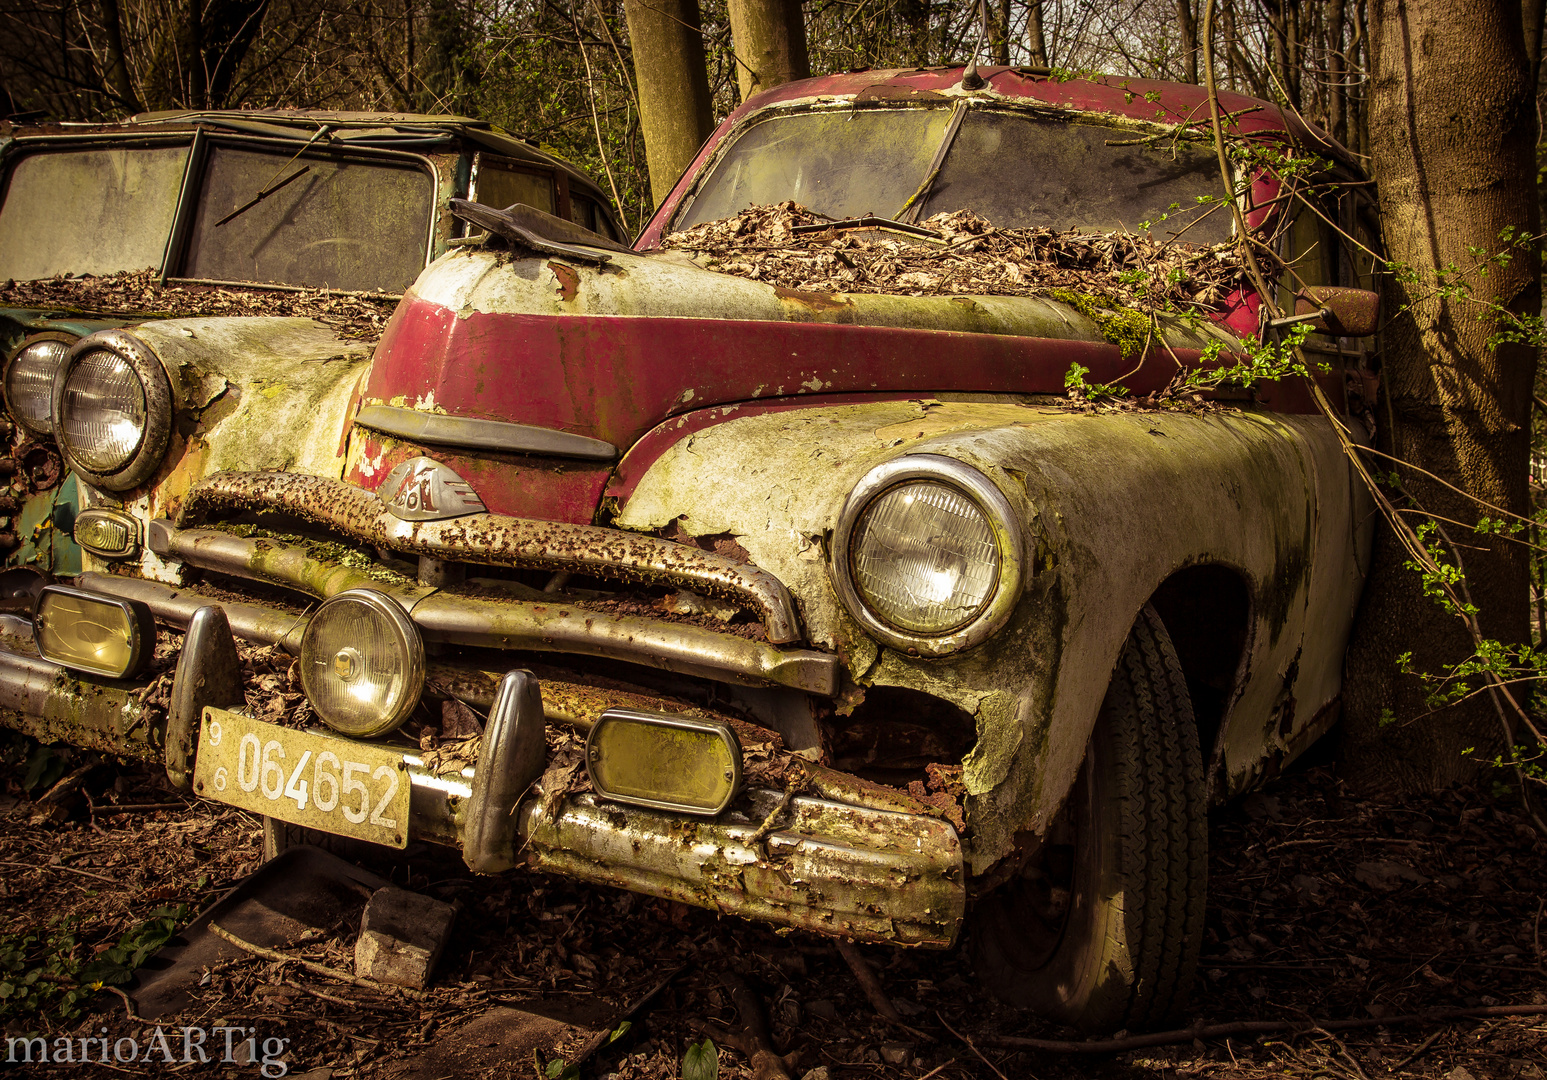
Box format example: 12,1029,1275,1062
1146,561,1254,804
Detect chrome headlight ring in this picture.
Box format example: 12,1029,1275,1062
831,454,1025,657
51,329,174,492
4,332,74,438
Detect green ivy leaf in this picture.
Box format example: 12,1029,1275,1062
682,1037,719,1080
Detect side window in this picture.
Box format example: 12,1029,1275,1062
1276,190,1337,311
473,157,556,215
0,145,190,280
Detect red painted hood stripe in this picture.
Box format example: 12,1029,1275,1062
365,294,1230,450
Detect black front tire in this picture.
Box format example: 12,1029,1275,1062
972,604,1207,1031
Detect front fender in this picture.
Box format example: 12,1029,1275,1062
614,398,1365,873
75,317,373,580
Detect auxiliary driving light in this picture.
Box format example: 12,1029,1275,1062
34,584,155,679
585,708,742,816
73,508,141,559
299,588,425,738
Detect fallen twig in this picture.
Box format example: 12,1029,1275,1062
98,802,194,814
975,1003,1547,1053
936,1011,1017,1080
835,939,904,1025
567,965,683,1068
1391,1025,1447,1070
283,977,378,1009
0,858,118,884
208,922,420,998
693,972,798,1080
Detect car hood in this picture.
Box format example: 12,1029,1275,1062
349,246,1245,522
363,247,1242,445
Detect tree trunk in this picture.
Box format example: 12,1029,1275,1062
1026,0,1048,66
98,0,143,112
727,0,808,102
1326,0,1347,144
991,0,1010,65
1176,0,1199,83
1341,0,1540,791
624,0,715,207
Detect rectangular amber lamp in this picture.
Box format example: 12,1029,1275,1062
34,585,155,679
585,708,743,816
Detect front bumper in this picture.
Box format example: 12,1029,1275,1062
0,583,965,948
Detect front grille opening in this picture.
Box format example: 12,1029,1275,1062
830,685,976,787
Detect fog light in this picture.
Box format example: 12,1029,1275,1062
299,589,425,738
585,708,742,816
74,508,140,559
34,585,155,679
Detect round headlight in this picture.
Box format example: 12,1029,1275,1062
832,455,1024,656
51,330,173,492
60,349,146,471
851,481,999,633
299,589,425,737
5,336,70,437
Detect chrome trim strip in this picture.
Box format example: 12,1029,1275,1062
83,539,840,696
516,791,964,947
178,471,803,644
355,404,618,461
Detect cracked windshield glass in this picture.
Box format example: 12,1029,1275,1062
677,106,1231,244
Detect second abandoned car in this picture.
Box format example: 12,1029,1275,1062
0,69,1378,1030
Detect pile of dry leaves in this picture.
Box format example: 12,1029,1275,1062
0,269,398,341
663,202,1254,315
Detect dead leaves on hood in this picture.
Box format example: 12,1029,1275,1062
0,269,397,341
663,202,1253,319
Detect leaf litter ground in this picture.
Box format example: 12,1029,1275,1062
1,738,1543,1080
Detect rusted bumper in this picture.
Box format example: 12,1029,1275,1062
0,602,965,948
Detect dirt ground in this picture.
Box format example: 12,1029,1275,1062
1,739,1545,1080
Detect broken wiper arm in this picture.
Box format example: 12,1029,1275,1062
894,100,969,224
215,122,333,228
215,166,311,227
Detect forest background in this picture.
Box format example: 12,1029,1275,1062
0,0,1385,240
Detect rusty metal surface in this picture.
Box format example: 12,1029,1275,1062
80,571,311,653
0,649,161,762
176,470,804,644
138,523,839,694
77,573,780,736
515,790,965,947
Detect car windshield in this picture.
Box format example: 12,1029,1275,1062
183,145,435,293
676,107,1232,244
0,145,189,281
0,141,435,293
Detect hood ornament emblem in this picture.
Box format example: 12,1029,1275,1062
379,457,486,521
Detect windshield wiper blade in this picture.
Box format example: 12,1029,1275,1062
215,122,333,228
895,101,969,224
214,166,311,227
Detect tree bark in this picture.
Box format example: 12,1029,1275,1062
1176,0,1200,83
624,0,715,207
1026,0,1048,66
1342,0,1540,790
727,0,808,102
98,0,143,112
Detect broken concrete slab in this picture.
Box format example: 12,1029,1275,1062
354,886,456,989
130,845,388,1020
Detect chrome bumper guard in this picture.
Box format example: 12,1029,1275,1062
0,597,965,948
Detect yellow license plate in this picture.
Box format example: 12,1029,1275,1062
193,707,410,848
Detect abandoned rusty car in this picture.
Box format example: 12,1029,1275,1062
0,69,1379,1031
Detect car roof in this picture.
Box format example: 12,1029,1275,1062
733,67,1352,163
637,65,1358,249
3,108,612,204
